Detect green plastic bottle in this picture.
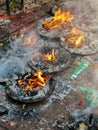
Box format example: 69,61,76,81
71,60,90,79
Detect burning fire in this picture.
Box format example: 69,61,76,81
17,71,48,91
43,8,74,30
23,36,37,45
67,26,84,48
42,49,56,62
20,34,24,38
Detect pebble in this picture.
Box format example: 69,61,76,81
9,121,17,127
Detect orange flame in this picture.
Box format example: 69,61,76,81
17,71,48,91
20,34,24,38
67,26,84,48
43,8,74,30
22,36,37,45
42,49,56,62
27,36,32,45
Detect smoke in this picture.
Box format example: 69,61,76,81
0,30,43,78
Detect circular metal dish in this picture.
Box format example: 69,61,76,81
29,46,71,74
6,77,55,103
60,30,98,55
37,17,61,40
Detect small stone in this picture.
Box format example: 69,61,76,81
28,121,31,124
0,43,3,47
78,122,88,130
10,121,17,126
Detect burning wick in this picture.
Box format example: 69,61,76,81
42,49,56,62
43,8,74,30
67,26,84,48
17,71,48,91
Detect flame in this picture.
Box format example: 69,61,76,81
27,36,32,44
13,32,19,37
42,49,56,62
67,26,84,48
43,8,74,30
23,36,37,45
17,71,48,91
20,34,24,38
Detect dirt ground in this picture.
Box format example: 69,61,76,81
0,0,98,130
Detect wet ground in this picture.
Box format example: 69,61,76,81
0,0,98,130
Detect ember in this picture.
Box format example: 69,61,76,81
67,26,84,48
42,49,56,62
43,8,74,30
18,71,48,91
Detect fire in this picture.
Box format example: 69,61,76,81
43,8,74,30
23,36,37,45
20,34,24,38
67,26,84,48
42,49,56,62
17,71,48,91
